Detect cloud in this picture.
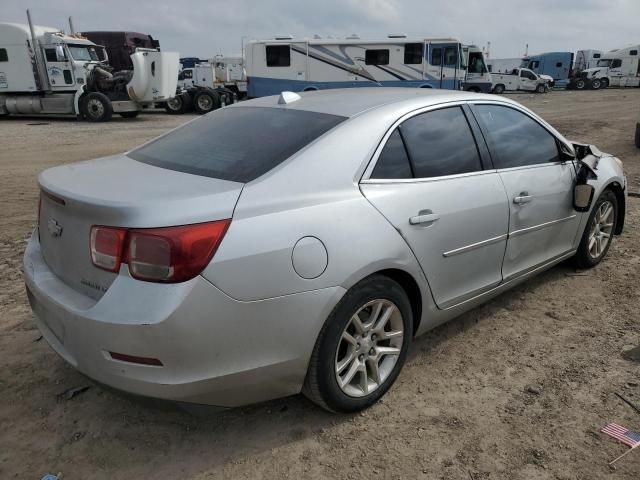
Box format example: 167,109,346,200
2,0,638,58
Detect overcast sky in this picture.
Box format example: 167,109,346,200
4,0,639,59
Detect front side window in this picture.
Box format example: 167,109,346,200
266,45,290,67
467,52,486,74
611,59,622,68
399,107,482,178
597,59,611,67
0,48,7,62
129,107,346,183
474,105,559,169
522,70,536,80
371,130,413,179
404,43,423,65
365,49,389,66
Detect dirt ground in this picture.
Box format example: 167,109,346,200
1,90,639,480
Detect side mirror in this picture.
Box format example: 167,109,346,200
55,45,66,62
574,184,595,212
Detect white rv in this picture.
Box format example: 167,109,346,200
0,11,179,121
245,35,473,97
569,45,640,89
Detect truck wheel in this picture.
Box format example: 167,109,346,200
493,84,505,94
81,92,113,122
591,78,602,90
119,111,139,119
193,90,219,114
536,84,546,93
575,79,586,90
165,93,191,114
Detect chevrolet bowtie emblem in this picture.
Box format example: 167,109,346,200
47,218,63,237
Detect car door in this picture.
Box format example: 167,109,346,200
360,105,510,309
519,70,537,91
470,103,580,280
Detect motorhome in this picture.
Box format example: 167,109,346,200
245,35,470,97
521,52,573,87
0,12,178,121
462,44,492,93
574,49,602,72
569,44,640,89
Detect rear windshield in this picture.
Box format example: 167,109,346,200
128,107,346,183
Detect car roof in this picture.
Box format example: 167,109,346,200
237,88,513,118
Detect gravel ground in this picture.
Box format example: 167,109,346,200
0,90,639,480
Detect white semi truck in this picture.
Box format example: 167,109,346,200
490,68,549,94
569,44,640,90
0,11,179,121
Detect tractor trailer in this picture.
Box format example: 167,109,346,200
0,11,179,121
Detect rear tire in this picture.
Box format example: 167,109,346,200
573,190,618,269
80,92,113,122
493,84,505,94
193,90,219,114
165,93,191,114
591,78,602,90
575,79,586,90
303,275,413,412
119,111,139,119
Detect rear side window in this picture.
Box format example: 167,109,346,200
129,107,346,183
365,49,389,66
555,62,563,67
404,43,423,64
473,105,559,168
399,107,482,178
612,59,622,68
0,48,7,62
631,50,638,56
593,53,601,58
371,130,413,179
266,45,290,67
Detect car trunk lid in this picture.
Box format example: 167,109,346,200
38,154,243,300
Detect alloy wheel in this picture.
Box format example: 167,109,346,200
334,299,404,397
588,200,614,259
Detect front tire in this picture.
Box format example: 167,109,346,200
573,190,618,269
536,84,546,93
165,93,191,114
80,92,113,122
575,79,586,90
591,78,602,90
303,275,413,412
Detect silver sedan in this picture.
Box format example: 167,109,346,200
24,88,627,412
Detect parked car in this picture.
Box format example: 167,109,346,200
491,68,548,94
25,89,627,412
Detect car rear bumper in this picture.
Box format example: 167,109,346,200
24,230,345,407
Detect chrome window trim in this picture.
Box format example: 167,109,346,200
361,168,497,185
509,215,577,238
442,234,508,258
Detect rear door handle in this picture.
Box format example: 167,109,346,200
513,192,533,205
409,211,440,225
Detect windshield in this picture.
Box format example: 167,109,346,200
68,44,100,62
467,52,487,74
129,107,347,183
596,59,612,67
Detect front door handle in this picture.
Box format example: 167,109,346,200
513,192,533,205
409,210,440,225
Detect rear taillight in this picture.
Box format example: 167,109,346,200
90,226,127,272
89,220,230,283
